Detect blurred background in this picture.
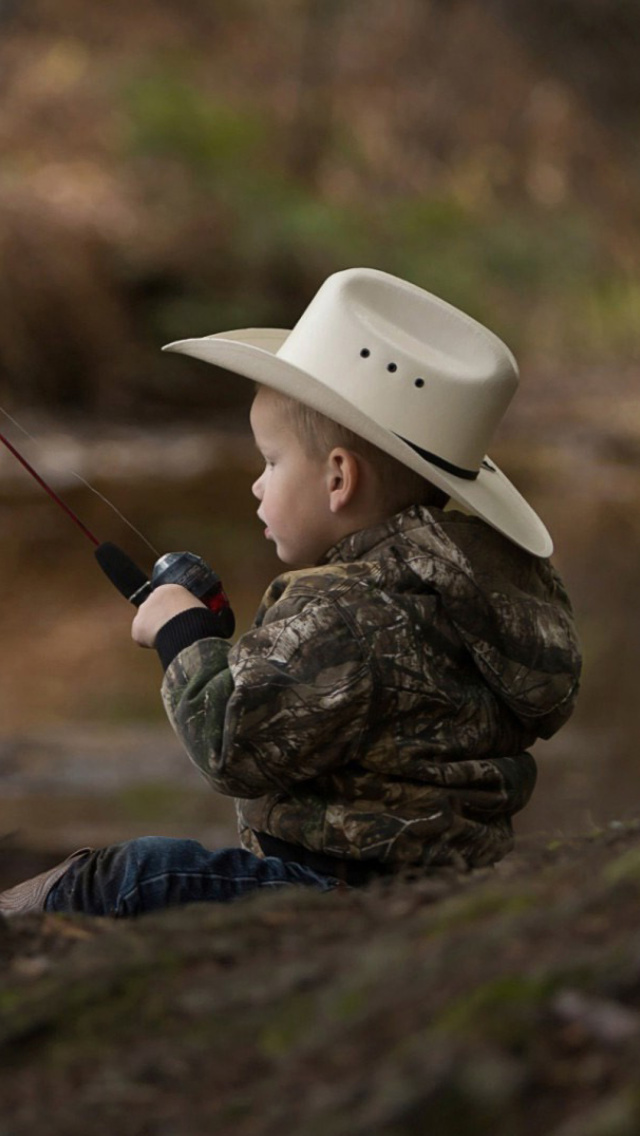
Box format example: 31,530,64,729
0,0,638,872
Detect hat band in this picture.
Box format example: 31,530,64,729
395,435,479,481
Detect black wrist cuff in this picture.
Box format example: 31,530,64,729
155,608,227,671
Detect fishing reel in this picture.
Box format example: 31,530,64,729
95,543,235,638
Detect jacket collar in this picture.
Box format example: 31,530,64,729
321,505,442,565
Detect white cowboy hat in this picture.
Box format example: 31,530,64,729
163,267,552,557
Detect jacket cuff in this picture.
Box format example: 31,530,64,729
155,608,225,671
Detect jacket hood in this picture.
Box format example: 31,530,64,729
328,506,582,739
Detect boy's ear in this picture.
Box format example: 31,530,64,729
327,448,359,513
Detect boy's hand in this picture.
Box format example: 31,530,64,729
131,584,206,648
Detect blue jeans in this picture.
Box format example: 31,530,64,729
45,837,340,917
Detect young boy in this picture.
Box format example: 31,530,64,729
0,268,581,917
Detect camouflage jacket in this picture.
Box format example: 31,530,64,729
161,506,581,869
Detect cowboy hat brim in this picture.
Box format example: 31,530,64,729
163,330,553,557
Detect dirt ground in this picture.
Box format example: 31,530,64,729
3,821,640,1136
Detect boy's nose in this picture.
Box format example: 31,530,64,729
251,474,263,500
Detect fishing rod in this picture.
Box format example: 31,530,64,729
0,428,235,636
0,429,101,548
0,406,159,555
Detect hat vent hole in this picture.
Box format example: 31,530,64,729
414,378,425,388
360,348,370,358
387,363,398,373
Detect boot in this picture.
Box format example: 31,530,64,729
0,848,92,916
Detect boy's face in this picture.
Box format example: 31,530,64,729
250,388,335,567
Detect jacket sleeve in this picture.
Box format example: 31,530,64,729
161,587,374,798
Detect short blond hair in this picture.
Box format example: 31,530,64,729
265,388,448,514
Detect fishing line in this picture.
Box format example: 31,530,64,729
0,406,159,556
0,409,235,628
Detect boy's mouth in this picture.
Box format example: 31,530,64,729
256,507,274,542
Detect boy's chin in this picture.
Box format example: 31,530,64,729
278,548,316,570
280,556,310,569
